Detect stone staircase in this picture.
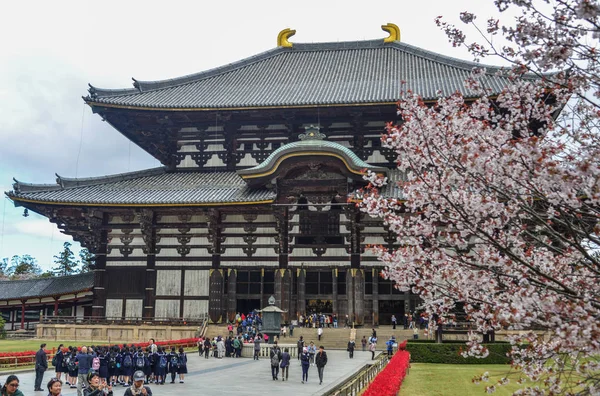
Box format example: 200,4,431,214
203,324,413,350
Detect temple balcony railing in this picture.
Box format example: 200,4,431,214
40,314,208,327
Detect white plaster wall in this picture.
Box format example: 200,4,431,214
238,153,258,166
156,248,208,257
367,150,390,163
125,299,143,319
156,270,181,296
183,270,209,296
183,300,208,319
158,215,207,223
205,154,225,167
106,299,123,319
288,261,350,267
290,248,349,257
221,261,278,267
105,261,147,267
363,236,387,244
155,300,180,319
178,144,199,153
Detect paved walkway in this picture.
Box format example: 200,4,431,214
1,350,379,396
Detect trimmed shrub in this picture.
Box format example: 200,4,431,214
407,342,511,364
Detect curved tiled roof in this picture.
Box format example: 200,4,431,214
85,39,522,110
238,139,387,179
0,272,94,301
7,168,276,206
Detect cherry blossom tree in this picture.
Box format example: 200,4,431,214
360,0,600,394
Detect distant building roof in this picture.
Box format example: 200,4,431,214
0,272,94,301
85,39,519,110
7,168,276,207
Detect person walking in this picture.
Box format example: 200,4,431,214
308,342,316,366
361,336,367,352
386,336,396,357
167,347,179,383
300,347,310,384
269,344,282,380
347,339,355,359
1,375,23,396
52,344,64,382
217,337,225,359
177,348,187,383
317,326,323,341
369,340,377,360
280,348,291,382
315,346,328,385
34,343,48,392
296,336,305,360
76,346,93,396
253,335,262,360
391,314,397,329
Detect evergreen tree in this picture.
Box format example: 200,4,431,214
78,248,95,273
52,242,78,276
9,255,42,277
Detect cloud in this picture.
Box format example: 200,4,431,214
9,219,73,242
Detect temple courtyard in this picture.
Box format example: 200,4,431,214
2,350,375,396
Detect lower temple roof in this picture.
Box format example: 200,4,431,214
0,272,94,301
7,167,277,207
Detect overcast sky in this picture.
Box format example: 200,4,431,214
0,0,509,271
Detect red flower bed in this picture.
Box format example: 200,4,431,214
362,340,410,396
0,338,200,366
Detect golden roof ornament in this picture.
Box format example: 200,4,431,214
277,28,296,48
382,23,401,43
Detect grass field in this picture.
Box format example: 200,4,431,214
0,340,125,353
400,364,534,395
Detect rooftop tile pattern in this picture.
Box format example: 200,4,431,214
86,39,519,109
0,272,94,301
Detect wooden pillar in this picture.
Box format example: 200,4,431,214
332,269,338,318
346,270,354,324
275,208,289,269
141,210,157,319
20,301,25,329
350,206,361,269
274,269,291,322
209,269,224,323
372,269,379,326
209,209,222,270
92,214,109,317
227,269,237,322
53,298,59,316
297,269,306,316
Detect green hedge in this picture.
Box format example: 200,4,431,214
406,342,512,364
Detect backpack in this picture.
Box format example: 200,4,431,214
159,354,167,369
179,353,187,366
170,355,179,368
52,354,58,367
109,354,117,369
270,350,280,366
67,357,77,371
92,356,100,371
136,355,145,369
123,354,133,368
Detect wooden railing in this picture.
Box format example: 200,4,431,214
40,315,207,326
324,352,389,396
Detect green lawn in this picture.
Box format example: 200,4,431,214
0,340,122,353
400,364,535,396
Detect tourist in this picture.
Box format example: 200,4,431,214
47,377,63,396
333,314,338,328
217,337,225,359
391,314,397,329
148,339,157,355
35,343,48,392
371,328,377,339
300,347,310,383
107,347,119,386
315,345,328,385
203,338,211,359
67,349,78,388
1,375,23,396
386,336,395,357
121,347,135,387
317,326,323,341
369,340,377,360
253,334,262,360
196,337,203,356
123,371,152,396
289,322,294,337
84,371,113,396
361,336,367,352
143,348,153,383
270,343,282,380
296,336,305,360
52,344,64,382
167,347,179,383
413,326,419,340
308,341,316,366
177,347,187,383
347,338,355,359
98,348,109,383
154,347,166,385
280,348,291,382
76,346,93,396
344,315,350,328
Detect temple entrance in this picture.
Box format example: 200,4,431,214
305,299,333,315
236,299,261,315
378,300,404,325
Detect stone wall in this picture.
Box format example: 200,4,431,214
36,324,199,343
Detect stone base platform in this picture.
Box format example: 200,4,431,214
36,323,199,343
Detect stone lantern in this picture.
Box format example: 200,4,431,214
258,295,286,344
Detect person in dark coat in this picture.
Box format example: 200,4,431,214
177,348,187,383
300,347,310,384
269,344,282,380
120,348,134,386
315,345,328,385
167,347,179,383
154,348,167,385
143,347,153,383
279,348,291,382
347,339,356,358
84,371,113,396
203,338,211,359
35,343,48,392
52,344,65,382
98,349,109,383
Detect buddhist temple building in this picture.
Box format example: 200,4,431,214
6,24,516,325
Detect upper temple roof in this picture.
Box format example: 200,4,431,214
85,39,518,110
